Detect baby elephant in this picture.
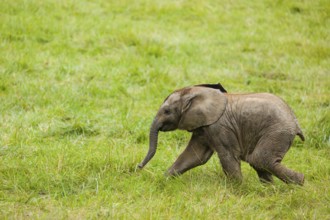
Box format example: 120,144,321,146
139,83,305,185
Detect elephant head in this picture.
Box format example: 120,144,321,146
138,83,227,169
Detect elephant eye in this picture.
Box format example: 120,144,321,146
164,109,171,115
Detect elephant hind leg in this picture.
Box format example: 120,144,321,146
251,166,273,184
270,162,304,185
248,133,304,185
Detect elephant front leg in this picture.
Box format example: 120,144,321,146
167,135,213,176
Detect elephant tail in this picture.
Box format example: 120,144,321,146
293,117,305,141
295,121,305,141
297,130,305,141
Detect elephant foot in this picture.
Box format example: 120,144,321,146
223,171,243,184
166,167,183,177
281,171,304,186
295,173,304,186
252,166,274,184
259,176,274,184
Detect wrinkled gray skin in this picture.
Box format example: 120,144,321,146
139,84,305,185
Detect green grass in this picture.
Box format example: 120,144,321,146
0,0,329,219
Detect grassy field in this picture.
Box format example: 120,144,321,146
0,0,329,219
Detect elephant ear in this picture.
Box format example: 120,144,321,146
178,87,227,131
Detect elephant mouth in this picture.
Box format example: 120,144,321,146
159,123,176,132
159,126,174,132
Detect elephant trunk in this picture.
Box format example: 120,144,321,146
138,119,160,169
